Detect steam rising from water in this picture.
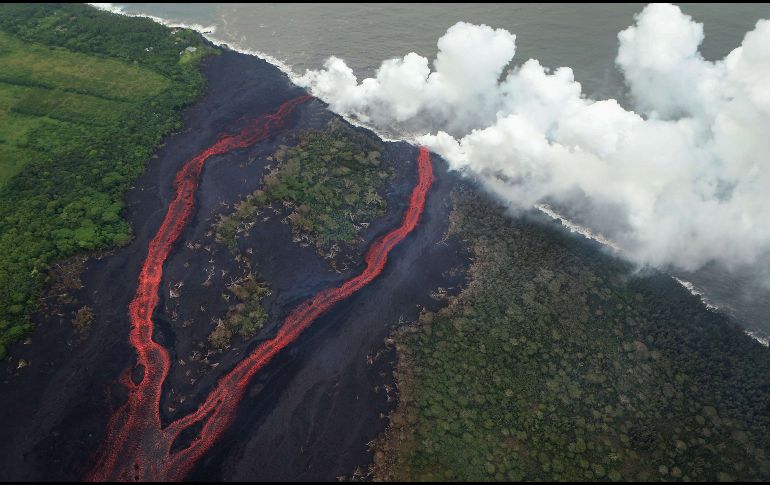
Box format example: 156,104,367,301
297,3,770,285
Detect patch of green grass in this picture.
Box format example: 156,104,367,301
0,30,169,101
0,29,170,187
178,45,213,66
10,87,127,125
0,144,34,183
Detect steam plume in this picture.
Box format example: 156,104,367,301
297,4,770,280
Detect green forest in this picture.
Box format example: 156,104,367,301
373,188,770,481
0,4,216,359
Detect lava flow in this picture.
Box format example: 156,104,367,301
87,92,433,481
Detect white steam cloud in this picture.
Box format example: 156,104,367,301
297,4,770,278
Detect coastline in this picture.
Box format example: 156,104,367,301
88,3,406,144
536,204,770,347
88,3,770,347
1,4,767,481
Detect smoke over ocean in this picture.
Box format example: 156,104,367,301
91,2,769,333
297,3,770,289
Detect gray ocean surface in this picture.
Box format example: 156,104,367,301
107,3,770,337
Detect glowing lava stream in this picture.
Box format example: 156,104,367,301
88,94,433,481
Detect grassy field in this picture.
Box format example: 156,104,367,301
0,3,215,359
0,30,170,186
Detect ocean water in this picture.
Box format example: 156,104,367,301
101,3,770,337
107,3,769,105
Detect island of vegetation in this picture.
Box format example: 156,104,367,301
208,119,395,349
216,119,392,265
0,4,216,358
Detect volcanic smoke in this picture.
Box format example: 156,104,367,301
87,94,433,481
298,4,770,283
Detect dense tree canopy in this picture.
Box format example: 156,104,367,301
374,190,770,481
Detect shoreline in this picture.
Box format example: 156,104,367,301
89,3,770,346
2,5,766,481
88,3,407,144
536,203,770,347
87,4,767,337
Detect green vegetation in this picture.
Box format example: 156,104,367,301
72,305,95,334
211,120,393,347
373,189,770,481
0,4,217,359
216,120,392,253
208,274,270,350
0,29,170,185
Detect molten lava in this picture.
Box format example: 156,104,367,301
88,94,433,481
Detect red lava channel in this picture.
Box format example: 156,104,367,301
88,95,433,481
